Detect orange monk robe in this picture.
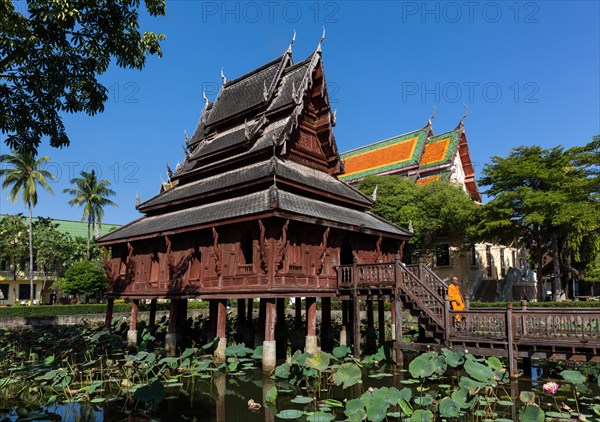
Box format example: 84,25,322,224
448,283,465,321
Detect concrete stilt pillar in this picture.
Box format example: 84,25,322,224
340,300,348,346
305,297,318,354
366,300,377,353
127,299,139,348
148,298,157,329
275,298,286,359
104,298,114,331
263,298,277,371
214,299,227,363
391,299,396,341
165,299,179,356
321,297,333,351
378,299,385,346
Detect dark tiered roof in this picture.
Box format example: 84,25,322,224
98,45,411,245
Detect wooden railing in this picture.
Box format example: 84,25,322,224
398,263,446,328
450,304,600,347
336,261,447,332
405,264,448,299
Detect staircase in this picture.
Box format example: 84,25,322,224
336,261,449,345
401,264,448,344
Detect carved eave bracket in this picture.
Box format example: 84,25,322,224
375,235,383,263
316,227,330,275
275,219,290,273
212,227,222,277
257,220,269,274
125,241,135,283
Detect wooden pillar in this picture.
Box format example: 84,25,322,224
366,300,376,353
104,298,114,331
148,299,157,329
209,299,218,340
394,254,404,366
177,299,188,344
321,297,333,352
166,299,178,356
256,298,267,344
263,298,277,371
305,297,318,354
236,298,246,343
390,299,396,341
348,297,355,346
378,299,385,346
352,293,361,358
393,294,403,366
127,299,139,348
214,299,227,363
294,297,302,328
340,300,348,346
506,303,518,378
275,298,287,359
214,374,226,422
244,298,254,347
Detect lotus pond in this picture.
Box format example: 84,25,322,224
1,317,600,421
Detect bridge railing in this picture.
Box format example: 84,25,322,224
451,304,600,346
336,263,396,290
405,264,448,300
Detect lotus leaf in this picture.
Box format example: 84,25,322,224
560,370,586,385
333,363,362,389
409,409,434,422
408,351,437,378
517,404,544,422
305,351,331,372
276,409,303,419
265,385,277,404
464,358,495,383
439,397,460,418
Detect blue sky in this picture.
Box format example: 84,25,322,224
1,1,599,225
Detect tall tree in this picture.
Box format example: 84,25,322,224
477,140,600,300
357,176,477,258
0,151,55,302
0,0,166,153
63,169,116,260
0,214,28,280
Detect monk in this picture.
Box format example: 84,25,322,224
448,276,465,322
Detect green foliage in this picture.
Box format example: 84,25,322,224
63,170,117,260
0,0,166,152
0,303,130,318
471,300,600,308
477,139,600,295
58,261,108,300
0,214,28,276
357,176,477,254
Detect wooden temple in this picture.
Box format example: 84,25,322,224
97,42,413,369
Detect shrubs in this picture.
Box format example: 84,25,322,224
0,303,130,318
471,300,600,308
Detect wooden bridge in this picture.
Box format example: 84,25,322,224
336,258,600,377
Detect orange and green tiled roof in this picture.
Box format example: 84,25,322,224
419,130,460,169
340,129,428,181
415,171,451,186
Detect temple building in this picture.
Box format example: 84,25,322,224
339,117,525,301
97,41,420,367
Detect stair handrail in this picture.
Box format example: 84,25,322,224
398,262,446,328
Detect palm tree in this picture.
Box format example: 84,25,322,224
63,170,117,260
0,151,55,303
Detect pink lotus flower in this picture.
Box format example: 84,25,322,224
543,381,559,394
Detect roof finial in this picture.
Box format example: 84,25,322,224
457,103,468,128
428,104,436,126
135,191,140,208
320,26,326,45
291,81,300,105
221,67,227,85
287,29,296,53
408,220,414,233
331,108,337,126
166,162,173,181
371,185,378,202
263,80,269,102
184,129,189,143
202,89,209,105
182,143,190,159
